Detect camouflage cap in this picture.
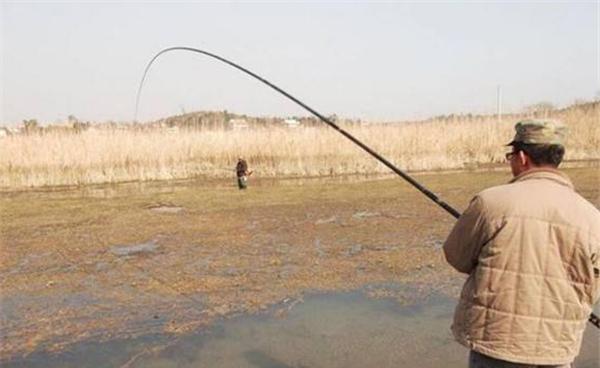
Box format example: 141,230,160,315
507,119,566,146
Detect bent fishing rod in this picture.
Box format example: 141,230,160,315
135,46,600,329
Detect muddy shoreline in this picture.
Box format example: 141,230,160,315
1,167,598,362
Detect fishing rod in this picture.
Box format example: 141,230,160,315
135,46,600,329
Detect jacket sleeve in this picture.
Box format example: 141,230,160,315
443,195,489,274
593,244,600,305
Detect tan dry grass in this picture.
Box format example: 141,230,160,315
1,103,598,188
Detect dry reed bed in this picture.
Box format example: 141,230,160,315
1,104,598,188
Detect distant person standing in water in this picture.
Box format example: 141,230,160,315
443,120,600,368
236,157,251,190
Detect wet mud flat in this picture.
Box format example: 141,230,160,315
1,167,599,365
4,288,599,368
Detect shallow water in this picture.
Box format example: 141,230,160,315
110,240,160,256
6,290,599,368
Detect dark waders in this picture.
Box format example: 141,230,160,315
237,175,248,190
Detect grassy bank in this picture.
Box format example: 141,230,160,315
1,102,598,188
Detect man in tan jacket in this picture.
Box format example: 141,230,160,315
444,120,600,368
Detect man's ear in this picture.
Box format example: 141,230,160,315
518,150,529,167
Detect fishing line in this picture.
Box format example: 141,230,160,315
135,46,600,329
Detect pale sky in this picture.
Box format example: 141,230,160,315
1,1,598,125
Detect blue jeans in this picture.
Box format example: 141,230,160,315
469,351,572,368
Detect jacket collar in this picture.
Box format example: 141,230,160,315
509,167,574,189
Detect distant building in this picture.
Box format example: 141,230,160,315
230,118,249,130
52,121,75,129
283,118,300,128
0,126,21,136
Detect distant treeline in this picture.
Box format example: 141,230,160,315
4,111,360,135
4,100,598,135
